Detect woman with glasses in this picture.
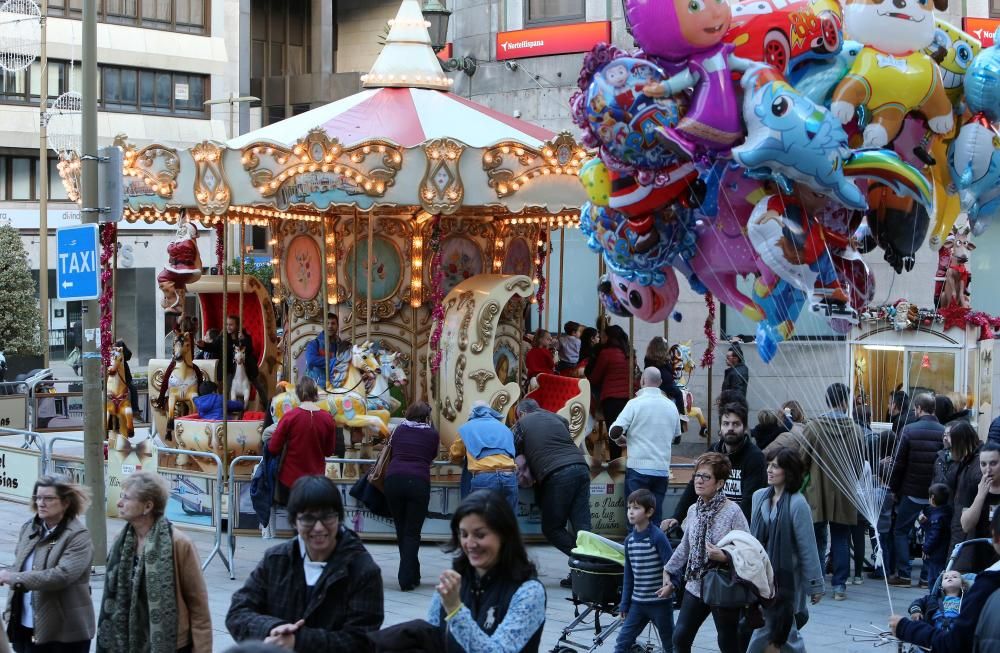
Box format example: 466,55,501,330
664,451,750,653
96,471,211,653
427,489,546,652
747,447,824,653
0,475,94,652
226,475,384,650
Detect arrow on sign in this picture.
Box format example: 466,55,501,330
62,281,74,289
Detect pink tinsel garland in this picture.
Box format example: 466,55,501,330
215,223,225,272
428,217,445,375
99,223,117,369
701,291,717,368
536,231,548,318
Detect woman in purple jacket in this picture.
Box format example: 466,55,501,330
384,401,441,591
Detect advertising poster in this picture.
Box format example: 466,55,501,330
106,439,157,516
0,394,28,430
163,472,215,530
0,447,41,502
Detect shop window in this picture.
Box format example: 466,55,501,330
11,158,32,200
48,0,207,34
525,0,585,25
49,160,69,201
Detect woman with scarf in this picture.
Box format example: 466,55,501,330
427,490,547,652
1,475,94,652
747,448,824,653
97,471,212,653
664,451,750,653
384,401,441,591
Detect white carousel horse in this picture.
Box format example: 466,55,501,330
166,330,201,440
231,345,251,407
670,341,707,437
367,349,408,414
323,343,389,436
106,344,134,450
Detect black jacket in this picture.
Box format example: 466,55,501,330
513,410,586,483
890,415,945,498
226,527,384,652
673,435,766,525
897,568,1000,653
975,589,1000,652
202,328,260,379
990,416,1000,446
721,364,749,398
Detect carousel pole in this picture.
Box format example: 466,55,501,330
321,217,330,390
112,236,118,343
352,208,358,344
222,214,229,463
366,213,374,342
557,226,565,331
544,223,552,331
239,220,245,338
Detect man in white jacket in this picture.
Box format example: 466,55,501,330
611,367,681,529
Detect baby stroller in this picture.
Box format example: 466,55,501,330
551,532,665,653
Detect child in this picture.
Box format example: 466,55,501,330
192,380,244,420
907,569,969,633
921,483,954,585
198,328,220,359
616,489,674,653
556,321,582,371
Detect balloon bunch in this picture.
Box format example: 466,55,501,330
571,0,989,362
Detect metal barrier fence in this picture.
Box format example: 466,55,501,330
157,446,229,575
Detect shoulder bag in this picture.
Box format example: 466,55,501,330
367,432,393,492
701,561,756,609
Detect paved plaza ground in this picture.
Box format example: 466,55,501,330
0,496,923,652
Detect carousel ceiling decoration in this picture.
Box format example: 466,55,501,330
484,132,589,199
241,129,403,202
120,139,180,200
360,0,453,91
420,138,465,215
191,141,231,216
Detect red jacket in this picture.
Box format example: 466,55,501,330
525,347,555,379
589,347,632,401
267,404,339,488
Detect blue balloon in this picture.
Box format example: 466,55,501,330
965,45,1000,122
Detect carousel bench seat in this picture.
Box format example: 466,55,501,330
171,414,266,465
525,373,591,442
182,410,266,422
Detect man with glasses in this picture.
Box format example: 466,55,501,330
227,476,384,649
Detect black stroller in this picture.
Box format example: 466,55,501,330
551,531,666,653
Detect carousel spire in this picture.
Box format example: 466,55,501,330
361,0,454,91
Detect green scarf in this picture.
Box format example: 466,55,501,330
96,517,178,653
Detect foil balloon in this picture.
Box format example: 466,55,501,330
607,267,680,323
598,274,632,317
927,20,980,107
580,157,612,206
580,202,697,286
829,0,953,148
964,44,1000,122
623,0,759,157
733,68,933,210
830,254,875,333
753,275,808,364
948,114,1000,236
582,56,684,171
865,183,931,273
607,164,698,219
793,40,864,106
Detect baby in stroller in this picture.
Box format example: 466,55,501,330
906,569,970,633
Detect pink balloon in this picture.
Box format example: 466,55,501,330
608,267,679,323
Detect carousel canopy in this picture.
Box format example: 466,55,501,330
227,87,557,151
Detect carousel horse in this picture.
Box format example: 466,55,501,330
231,345,252,407
670,342,708,437
320,343,390,436
165,329,202,441
367,349,408,414
106,344,134,450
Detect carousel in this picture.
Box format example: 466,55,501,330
65,0,625,536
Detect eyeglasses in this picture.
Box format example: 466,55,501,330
692,473,714,482
35,495,60,504
296,512,339,529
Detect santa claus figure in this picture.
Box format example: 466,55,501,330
157,221,203,313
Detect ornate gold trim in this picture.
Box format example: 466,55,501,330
121,140,181,199
420,138,465,215
490,391,511,414
442,398,457,421
505,278,533,293
455,354,466,413
568,401,586,438
242,128,402,199
483,132,586,199
457,291,475,351
468,369,495,393
191,142,231,215
472,301,500,354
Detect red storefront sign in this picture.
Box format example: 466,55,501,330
437,43,453,61
496,21,611,61
963,17,1000,48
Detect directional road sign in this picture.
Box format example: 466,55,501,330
56,223,100,301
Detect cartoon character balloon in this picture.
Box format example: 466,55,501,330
624,0,764,157
607,267,681,323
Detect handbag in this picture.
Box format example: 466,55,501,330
701,562,756,609
349,474,392,518
367,433,394,492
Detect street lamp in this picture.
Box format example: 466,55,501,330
421,0,477,76
421,0,451,53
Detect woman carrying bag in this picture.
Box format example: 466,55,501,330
663,451,749,653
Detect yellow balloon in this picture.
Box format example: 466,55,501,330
580,157,612,207
927,136,962,250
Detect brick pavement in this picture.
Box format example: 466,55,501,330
0,498,922,652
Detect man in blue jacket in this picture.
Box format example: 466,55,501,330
450,401,518,512
891,508,1000,652
305,312,353,388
